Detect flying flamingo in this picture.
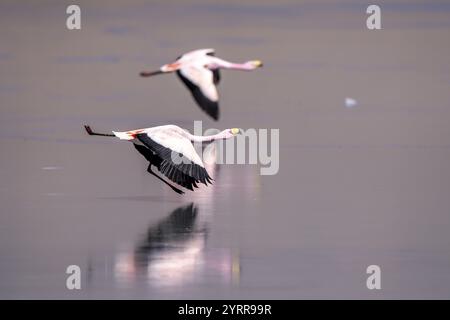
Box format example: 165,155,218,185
140,49,263,120
84,124,240,194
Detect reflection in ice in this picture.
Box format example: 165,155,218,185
114,203,239,288
193,142,262,205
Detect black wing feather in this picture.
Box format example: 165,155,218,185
212,69,221,85
176,70,219,121
135,143,202,191
206,51,221,84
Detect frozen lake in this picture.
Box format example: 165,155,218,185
1,0,450,299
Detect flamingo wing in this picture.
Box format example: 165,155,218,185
183,48,215,58
212,69,221,85
136,131,213,189
176,66,220,121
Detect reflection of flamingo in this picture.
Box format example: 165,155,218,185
133,203,206,285
114,203,205,286
84,124,240,194
115,203,239,287
114,203,236,287
140,49,263,120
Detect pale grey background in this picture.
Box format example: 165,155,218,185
1,0,450,299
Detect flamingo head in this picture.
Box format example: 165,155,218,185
246,60,263,69
230,128,241,135
226,128,241,138
218,128,241,140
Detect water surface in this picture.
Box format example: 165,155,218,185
1,0,450,299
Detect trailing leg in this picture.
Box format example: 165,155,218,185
147,164,184,195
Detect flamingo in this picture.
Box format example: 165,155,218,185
84,124,240,194
140,49,263,120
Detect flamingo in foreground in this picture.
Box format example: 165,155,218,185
84,124,240,194
140,49,263,120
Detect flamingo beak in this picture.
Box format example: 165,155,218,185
231,128,241,135
252,60,263,68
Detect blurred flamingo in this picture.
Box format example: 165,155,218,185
140,48,263,120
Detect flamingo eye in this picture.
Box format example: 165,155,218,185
231,128,240,135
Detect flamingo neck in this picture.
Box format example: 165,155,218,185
188,130,229,143
227,62,255,71
210,58,255,71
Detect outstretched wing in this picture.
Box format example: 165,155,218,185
182,48,215,59
176,66,220,121
133,143,199,191
136,131,213,190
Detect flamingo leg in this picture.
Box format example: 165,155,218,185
84,125,115,137
147,164,184,195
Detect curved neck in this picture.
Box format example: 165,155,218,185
187,130,229,143
209,57,254,71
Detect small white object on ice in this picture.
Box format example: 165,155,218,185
345,97,357,108
42,166,63,170
45,193,65,196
